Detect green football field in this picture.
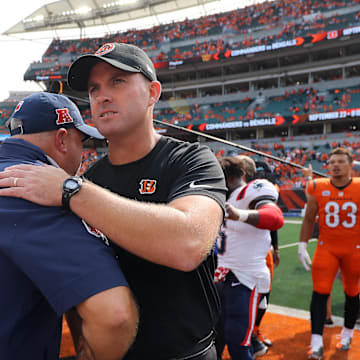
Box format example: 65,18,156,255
270,218,345,317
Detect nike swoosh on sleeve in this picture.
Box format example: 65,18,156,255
189,181,216,189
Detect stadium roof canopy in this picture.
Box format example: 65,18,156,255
3,0,227,35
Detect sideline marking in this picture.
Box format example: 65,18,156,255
279,238,317,249
284,219,302,224
268,304,360,330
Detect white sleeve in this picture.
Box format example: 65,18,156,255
243,179,278,209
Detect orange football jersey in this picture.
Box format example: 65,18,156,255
307,178,360,243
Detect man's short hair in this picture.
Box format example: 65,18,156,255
236,155,256,179
218,156,244,180
329,147,353,163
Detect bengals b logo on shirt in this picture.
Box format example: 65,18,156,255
139,179,157,194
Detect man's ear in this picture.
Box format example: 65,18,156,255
149,81,162,105
54,128,68,153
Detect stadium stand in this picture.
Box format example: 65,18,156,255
18,0,360,84
3,2,360,359
2,0,360,196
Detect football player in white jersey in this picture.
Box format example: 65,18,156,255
215,156,284,360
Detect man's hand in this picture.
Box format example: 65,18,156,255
0,164,69,206
272,249,280,268
298,241,312,271
302,163,313,179
225,202,248,222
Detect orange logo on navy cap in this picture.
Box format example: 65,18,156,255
14,101,24,112
139,179,157,194
56,108,74,125
95,43,115,56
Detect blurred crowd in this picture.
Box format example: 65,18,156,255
216,138,360,189
28,0,360,78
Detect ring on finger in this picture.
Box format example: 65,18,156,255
13,177,18,187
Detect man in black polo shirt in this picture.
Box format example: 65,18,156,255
0,43,227,360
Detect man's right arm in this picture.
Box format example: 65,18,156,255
75,286,138,360
299,192,318,244
298,192,318,271
225,201,284,230
0,164,224,272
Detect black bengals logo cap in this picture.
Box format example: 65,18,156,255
68,42,157,92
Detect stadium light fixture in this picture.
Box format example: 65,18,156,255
23,15,44,23
75,7,92,15
33,15,44,22
103,0,137,8
120,0,138,4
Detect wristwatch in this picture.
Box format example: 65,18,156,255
62,176,83,211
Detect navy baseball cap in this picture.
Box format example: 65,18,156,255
68,42,157,92
8,92,104,139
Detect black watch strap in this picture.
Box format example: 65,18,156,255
62,176,83,211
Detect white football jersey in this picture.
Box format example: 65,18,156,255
217,179,279,293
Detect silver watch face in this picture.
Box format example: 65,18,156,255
65,179,80,191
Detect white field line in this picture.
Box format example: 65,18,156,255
279,238,317,249
284,219,302,224
267,304,360,330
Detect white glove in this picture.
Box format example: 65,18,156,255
298,242,312,271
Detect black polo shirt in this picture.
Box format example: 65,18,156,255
85,136,226,360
